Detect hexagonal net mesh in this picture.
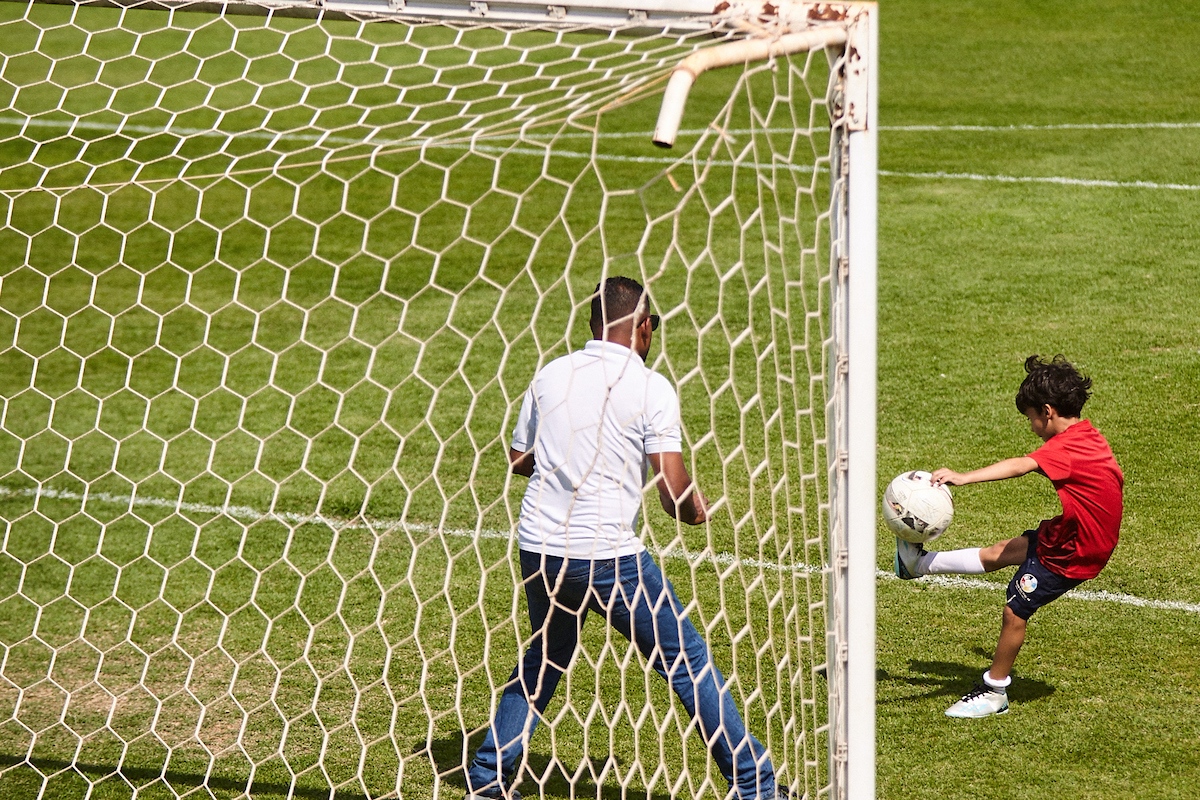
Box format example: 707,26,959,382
0,0,865,798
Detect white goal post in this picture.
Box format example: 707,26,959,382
0,0,876,798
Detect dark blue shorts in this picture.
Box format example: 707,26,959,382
1006,532,1085,620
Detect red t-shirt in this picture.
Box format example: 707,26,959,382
1028,420,1124,579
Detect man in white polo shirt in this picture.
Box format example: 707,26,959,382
465,277,782,800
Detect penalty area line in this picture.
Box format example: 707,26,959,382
2,484,1196,615
880,121,1200,132
879,169,1200,192
4,115,1196,191
0,484,818,577
878,570,1200,615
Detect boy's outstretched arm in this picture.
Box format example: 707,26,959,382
931,457,1039,487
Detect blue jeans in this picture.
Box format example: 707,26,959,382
467,549,774,800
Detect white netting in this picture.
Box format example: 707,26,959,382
0,1,858,797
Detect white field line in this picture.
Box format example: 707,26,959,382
878,168,1200,192
0,114,815,176
876,570,1200,615
520,122,1200,135
3,484,1197,615
0,484,814,575
9,115,1194,142
3,115,1199,191
881,121,1200,132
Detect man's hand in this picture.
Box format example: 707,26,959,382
648,451,708,525
508,448,535,477
686,487,710,525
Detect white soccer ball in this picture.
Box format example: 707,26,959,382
882,470,954,544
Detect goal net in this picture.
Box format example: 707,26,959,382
0,0,876,798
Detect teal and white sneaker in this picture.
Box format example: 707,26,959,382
894,538,926,580
945,683,1009,718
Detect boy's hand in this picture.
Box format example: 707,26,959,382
930,468,966,486
931,457,1039,487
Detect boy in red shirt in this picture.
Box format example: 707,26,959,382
894,355,1124,718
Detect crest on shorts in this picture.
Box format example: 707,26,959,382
1018,573,1038,595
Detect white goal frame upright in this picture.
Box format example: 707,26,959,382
651,5,878,797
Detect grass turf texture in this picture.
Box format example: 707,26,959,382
874,0,1200,797
0,0,1198,799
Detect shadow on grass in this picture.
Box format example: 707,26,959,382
0,754,370,799
878,652,1056,705
425,729,675,800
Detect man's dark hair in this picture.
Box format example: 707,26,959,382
1015,354,1092,417
590,276,647,335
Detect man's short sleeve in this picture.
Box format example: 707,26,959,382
511,384,537,452
1030,437,1072,482
643,373,682,454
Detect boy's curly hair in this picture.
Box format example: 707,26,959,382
1015,354,1092,418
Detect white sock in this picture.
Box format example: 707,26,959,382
917,547,984,575
983,670,1011,691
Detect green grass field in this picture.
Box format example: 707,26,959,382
875,1,1200,797
1,0,1199,797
